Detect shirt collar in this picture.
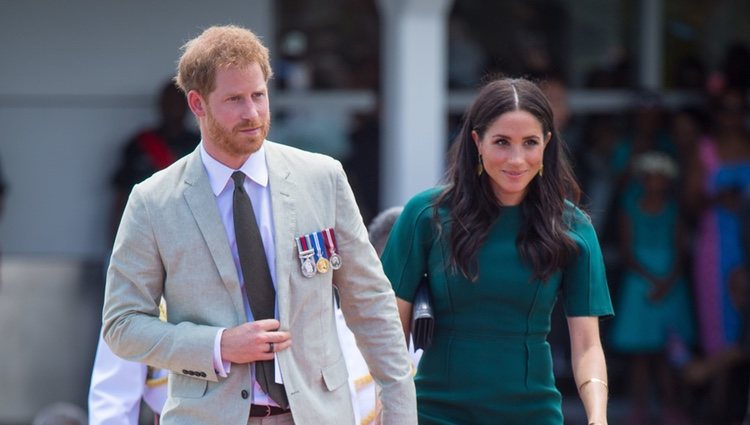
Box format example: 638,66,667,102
200,141,269,196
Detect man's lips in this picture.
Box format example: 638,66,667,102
237,126,261,135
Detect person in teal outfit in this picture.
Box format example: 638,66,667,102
609,151,694,425
381,77,613,425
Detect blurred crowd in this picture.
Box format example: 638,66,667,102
571,45,750,424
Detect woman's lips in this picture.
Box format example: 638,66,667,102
503,170,526,178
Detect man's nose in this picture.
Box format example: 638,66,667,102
240,101,259,120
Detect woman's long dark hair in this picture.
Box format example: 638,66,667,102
435,77,581,282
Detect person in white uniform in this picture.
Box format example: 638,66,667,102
89,300,169,425
89,332,168,425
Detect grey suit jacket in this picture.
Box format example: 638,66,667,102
102,142,417,425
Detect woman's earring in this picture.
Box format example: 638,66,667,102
477,154,484,176
538,164,544,177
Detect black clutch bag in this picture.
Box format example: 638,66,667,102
410,275,434,351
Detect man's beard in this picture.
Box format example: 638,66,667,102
204,109,270,157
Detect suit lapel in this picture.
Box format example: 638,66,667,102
265,142,296,328
182,149,246,319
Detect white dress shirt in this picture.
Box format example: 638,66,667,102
201,142,278,407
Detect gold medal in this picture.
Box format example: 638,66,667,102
316,257,330,274
311,232,330,274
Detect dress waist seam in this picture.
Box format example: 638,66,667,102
436,326,546,342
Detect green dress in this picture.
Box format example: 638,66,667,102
381,188,614,425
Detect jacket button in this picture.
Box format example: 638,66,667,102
241,389,249,399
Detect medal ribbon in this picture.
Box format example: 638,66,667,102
323,228,337,256
299,235,315,256
304,234,318,262
329,228,338,250
314,232,328,259
296,236,305,255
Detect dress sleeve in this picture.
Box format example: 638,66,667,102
380,189,438,302
561,208,615,318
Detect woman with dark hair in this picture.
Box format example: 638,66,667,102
381,77,613,424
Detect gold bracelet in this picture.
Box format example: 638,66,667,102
578,377,608,393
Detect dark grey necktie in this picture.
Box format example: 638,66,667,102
232,171,288,408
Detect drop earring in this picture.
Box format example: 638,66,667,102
538,164,544,177
477,154,484,176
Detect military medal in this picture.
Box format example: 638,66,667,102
317,258,330,274
323,228,342,270
296,236,316,278
304,234,326,275
312,232,330,274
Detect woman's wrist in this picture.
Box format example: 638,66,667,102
579,377,608,425
578,377,608,394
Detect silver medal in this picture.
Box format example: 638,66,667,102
329,253,342,270
301,255,317,278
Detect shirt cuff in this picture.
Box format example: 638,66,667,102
213,328,231,377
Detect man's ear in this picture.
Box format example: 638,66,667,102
187,90,206,117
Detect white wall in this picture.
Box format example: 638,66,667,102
0,0,273,259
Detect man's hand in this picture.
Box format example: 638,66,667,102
220,319,292,364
